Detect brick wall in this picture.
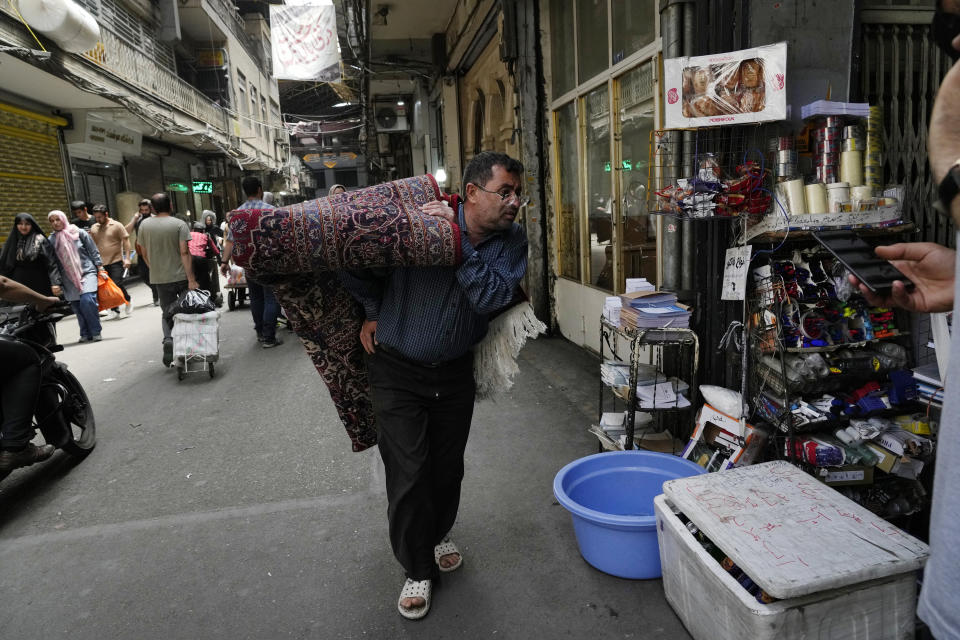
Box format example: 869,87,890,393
0,107,68,235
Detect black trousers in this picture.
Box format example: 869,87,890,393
0,338,41,447
366,347,476,581
103,261,131,309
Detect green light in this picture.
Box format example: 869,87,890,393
622,159,633,171
604,161,611,172
168,182,188,192
192,180,214,194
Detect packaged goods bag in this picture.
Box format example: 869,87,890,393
96,271,126,311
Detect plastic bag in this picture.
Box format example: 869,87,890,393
96,271,126,311
167,289,216,315
227,265,246,287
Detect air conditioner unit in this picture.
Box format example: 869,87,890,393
374,101,409,132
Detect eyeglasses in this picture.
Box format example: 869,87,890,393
471,183,530,207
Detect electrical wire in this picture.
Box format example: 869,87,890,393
6,0,47,52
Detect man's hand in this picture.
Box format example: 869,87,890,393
359,319,378,354
123,260,131,269
188,278,199,291
421,201,456,223
847,242,956,313
220,262,231,276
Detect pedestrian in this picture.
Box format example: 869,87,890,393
47,210,103,343
1,213,62,298
69,200,93,230
221,176,282,348
137,193,198,366
202,210,222,242
339,151,529,619
189,221,220,296
126,198,160,306
849,11,960,637
200,211,224,305
0,276,59,473
89,203,133,319
329,184,346,196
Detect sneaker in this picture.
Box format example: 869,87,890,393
124,302,134,317
0,444,55,473
261,337,283,349
78,336,93,343
162,340,173,367
153,299,160,307
99,310,111,318
108,309,121,321
92,334,102,342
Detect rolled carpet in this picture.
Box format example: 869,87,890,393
227,175,461,452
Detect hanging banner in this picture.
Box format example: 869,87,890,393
270,4,341,82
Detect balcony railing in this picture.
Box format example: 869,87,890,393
81,28,229,134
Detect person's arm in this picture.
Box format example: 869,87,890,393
0,276,59,311
39,237,62,296
455,229,528,314
124,213,141,234
338,270,387,354
80,231,103,270
849,243,956,312
179,239,198,290
219,237,234,275
121,224,132,268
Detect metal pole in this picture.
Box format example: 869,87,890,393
660,0,683,291
680,3,696,291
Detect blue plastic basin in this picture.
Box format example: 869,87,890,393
553,450,705,579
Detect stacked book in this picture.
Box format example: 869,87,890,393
912,361,944,409
619,291,691,329
800,100,871,119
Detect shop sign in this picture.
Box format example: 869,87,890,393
196,49,226,68
664,42,787,128
192,181,214,194
167,183,189,192
270,4,341,82
84,118,142,156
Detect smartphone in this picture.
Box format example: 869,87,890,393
812,230,914,294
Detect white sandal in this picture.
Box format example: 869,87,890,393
397,578,431,620
434,538,463,573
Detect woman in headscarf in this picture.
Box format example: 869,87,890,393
0,213,62,297
202,210,222,240
47,210,104,343
329,184,346,196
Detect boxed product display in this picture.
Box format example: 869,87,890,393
663,42,787,128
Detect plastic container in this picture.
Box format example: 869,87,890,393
826,181,850,212
553,450,705,579
654,495,919,640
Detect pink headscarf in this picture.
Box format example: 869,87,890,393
47,210,83,292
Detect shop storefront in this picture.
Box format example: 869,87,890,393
546,1,660,347
64,112,143,217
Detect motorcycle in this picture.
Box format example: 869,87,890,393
0,302,96,479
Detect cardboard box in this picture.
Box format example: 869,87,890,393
663,42,788,128
865,442,898,473
682,404,760,471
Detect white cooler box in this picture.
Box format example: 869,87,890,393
172,311,220,359
655,461,928,640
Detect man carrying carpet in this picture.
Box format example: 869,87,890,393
339,151,529,620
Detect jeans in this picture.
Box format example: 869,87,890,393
247,278,279,341
365,347,476,581
0,338,41,447
103,261,131,309
156,281,188,342
71,291,101,339
138,260,158,303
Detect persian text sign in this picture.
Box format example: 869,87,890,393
270,5,340,82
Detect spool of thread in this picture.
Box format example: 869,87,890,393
805,183,829,213
842,138,865,152
865,151,883,167
826,116,845,128
820,152,839,167
865,165,883,189
781,178,807,215
778,149,798,164
867,106,883,133
813,128,825,142
826,182,850,212
817,165,838,183
777,162,798,177
817,139,841,154
767,137,780,152
851,185,874,204
843,125,864,140
840,150,864,186
822,127,842,142
777,136,795,151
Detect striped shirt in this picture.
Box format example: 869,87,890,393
339,204,528,364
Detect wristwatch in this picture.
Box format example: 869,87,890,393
936,158,960,215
